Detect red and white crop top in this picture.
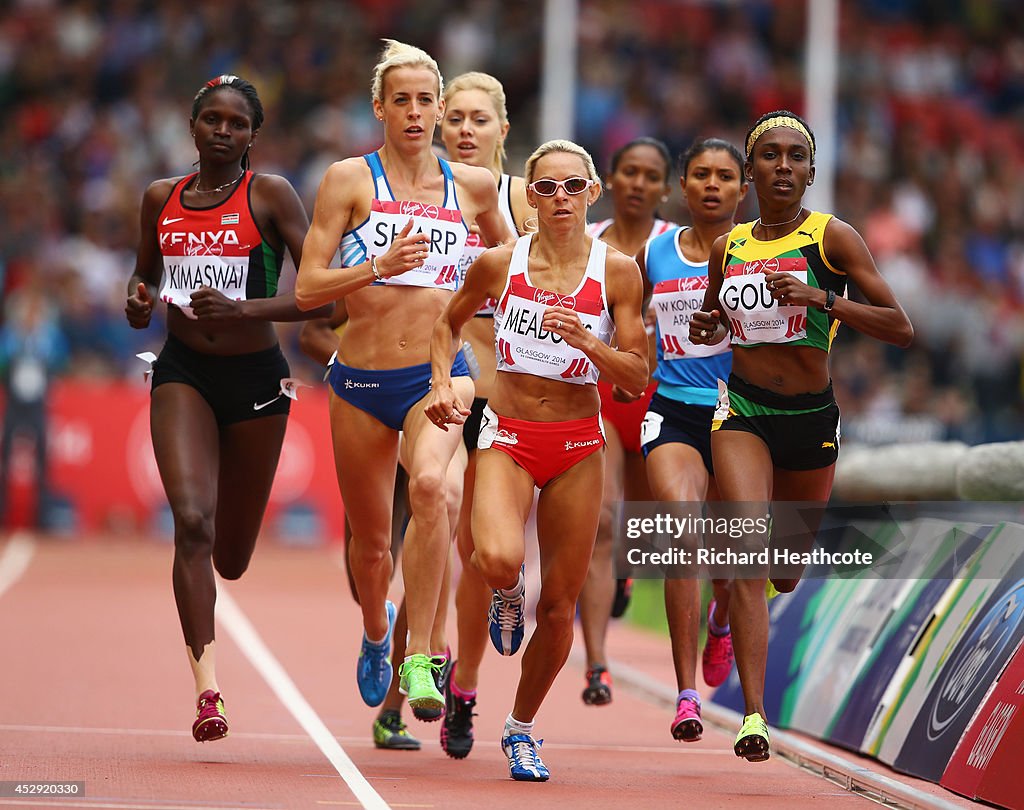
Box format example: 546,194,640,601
492,234,613,385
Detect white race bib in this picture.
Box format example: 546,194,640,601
651,276,730,359
720,257,809,345
495,282,603,383
159,256,249,317
365,199,468,290
713,379,730,423
640,410,663,447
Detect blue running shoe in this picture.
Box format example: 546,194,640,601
502,733,550,782
488,567,525,656
357,600,396,707
488,589,525,656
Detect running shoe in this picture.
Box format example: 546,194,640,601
670,696,703,742
611,578,633,618
502,732,550,782
398,653,446,718
356,600,397,707
192,690,228,742
734,712,770,762
581,665,613,705
488,574,526,656
434,648,453,694
372,709,421,751
766,579,780,600
415,652,452,722
702,600,735,687
441,669,476,759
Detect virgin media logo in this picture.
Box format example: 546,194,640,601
535,290,576,308
399,201,441,219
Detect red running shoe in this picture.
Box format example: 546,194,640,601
192,690,228,742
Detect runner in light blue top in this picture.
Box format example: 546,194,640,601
637,137,748,745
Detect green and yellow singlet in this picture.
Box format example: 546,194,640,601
719,211,845,352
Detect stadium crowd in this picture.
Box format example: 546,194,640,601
1,0,1022,444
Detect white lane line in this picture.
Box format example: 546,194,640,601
0,531,35,600
215,586,391,810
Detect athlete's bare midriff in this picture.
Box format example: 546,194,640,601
731,343,830,394
337,284,452,369
488,371,601,423
167,308,280,355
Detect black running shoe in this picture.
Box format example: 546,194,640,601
582,665,613,705
373,709,421,750
435,651,453,694
611,578,633,618
440,663,476,759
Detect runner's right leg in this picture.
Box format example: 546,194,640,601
329,392,400,707
444,449,490,757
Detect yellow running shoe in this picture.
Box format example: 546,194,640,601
372,709,421,750
398,654,445,717
734,713,770,762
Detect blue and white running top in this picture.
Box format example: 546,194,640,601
339,152,470,290
645,226,731,407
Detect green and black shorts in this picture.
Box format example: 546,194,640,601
712,373,840,471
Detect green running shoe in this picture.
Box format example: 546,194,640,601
734,712,770,762
398,654,445,717
373,709,421,750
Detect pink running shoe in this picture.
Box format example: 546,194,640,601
192,690,228,742
702,601,735,687
671,696,703,742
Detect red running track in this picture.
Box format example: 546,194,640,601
0,533,974,810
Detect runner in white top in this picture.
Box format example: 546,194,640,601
295,40,512,720
426,140,648,782
437,71,531,760
492,235,615,384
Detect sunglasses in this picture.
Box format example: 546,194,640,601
528,177,594,196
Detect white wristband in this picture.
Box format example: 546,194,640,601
370,256,382,281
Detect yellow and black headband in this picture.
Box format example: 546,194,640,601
745,116,815,161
